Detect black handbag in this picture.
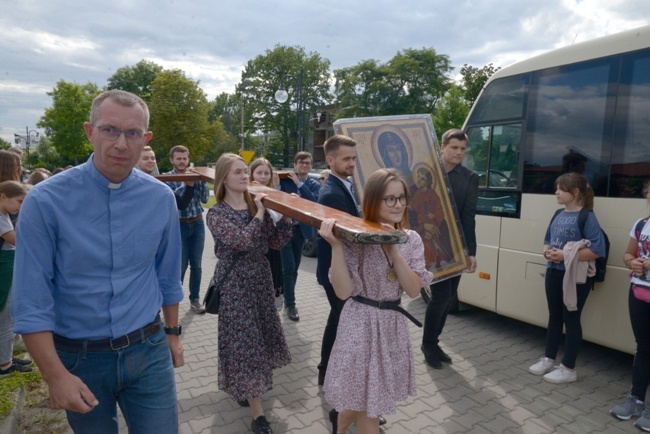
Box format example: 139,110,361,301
203,253,243,315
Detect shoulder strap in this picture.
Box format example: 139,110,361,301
635,217,650,240
577,207,590,239
549,208,563,227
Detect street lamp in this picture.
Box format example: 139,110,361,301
14,127,39,170
275,67,320,154
239,79,252,151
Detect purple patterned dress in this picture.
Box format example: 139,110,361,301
323,230,433,418
206,203,293,401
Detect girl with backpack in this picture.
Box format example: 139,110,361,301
528,173,606,383
609,180,650,430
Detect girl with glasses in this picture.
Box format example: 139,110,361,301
319,168,433,434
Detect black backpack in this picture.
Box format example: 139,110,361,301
549,207,610,287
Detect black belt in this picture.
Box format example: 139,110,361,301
53,320,161,352
352,295,422,327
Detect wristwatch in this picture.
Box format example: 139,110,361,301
164,325,182,336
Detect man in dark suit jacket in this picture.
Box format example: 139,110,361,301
316,135,359,384
422,129,479,369
279,151,320,321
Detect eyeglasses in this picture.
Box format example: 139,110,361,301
296,161,312,166
383,195,408,207
92,125,146,144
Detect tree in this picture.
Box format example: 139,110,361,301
334,48,452,118
0,138,11,150
433,84,470,138
32,135,65,171
148,69,220,170
106,59,163,102
239,45,332,166
37,80,100,165
460,63,501,106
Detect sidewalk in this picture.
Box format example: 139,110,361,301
173,232,639,434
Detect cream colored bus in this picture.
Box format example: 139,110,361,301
459,25,650,354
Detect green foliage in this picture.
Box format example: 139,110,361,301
37,80,99,165
148,69,220,171
433,84,470,139
32,135,65,170
334,48,452,118
0,369,42,419
0,138,11,150
239,44,332,167
106,59,163,102
460,63,501,106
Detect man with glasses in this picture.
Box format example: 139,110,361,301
11,90,184,432
279,151,320,321
166,145,209,315
421,128,479,369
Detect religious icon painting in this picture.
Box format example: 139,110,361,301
334,114,468,280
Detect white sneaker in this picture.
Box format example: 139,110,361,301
543,365,577,384
529,357,555,376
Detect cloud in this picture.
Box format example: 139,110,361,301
0,0,648,142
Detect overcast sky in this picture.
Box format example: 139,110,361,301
1,0,649,144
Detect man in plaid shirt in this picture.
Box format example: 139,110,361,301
166,145,209,314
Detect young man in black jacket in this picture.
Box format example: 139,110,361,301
421,129,479,369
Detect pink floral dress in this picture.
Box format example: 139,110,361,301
323,230,433,418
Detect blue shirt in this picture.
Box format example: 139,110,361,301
166,169,209,219
11,156,183,340
543,209,606,271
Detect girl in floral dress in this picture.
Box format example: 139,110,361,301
319,168,434,434
206,153,293,434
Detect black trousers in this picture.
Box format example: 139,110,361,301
544,267,591,369
318,284,346,373
422,275,462,353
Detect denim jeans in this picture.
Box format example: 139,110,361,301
544,267,591,369
180,218,205,301
281,226,304,308
422,275,461,352
629,285,650,401
56,327,178,434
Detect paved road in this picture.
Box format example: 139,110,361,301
170,230,640,434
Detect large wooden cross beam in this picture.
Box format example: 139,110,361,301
155,167,406,245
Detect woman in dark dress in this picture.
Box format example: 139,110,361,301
206,153,293,434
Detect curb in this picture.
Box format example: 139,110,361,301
0,387,24,434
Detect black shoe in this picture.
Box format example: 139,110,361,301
251,415,273,434
12,357,33,366
328,409,338,434
0,362,33,375
237,399,250,407
435,346,452,364
287,306,300,322
424,352,443,369
379,415,387,426
318,369,326,386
